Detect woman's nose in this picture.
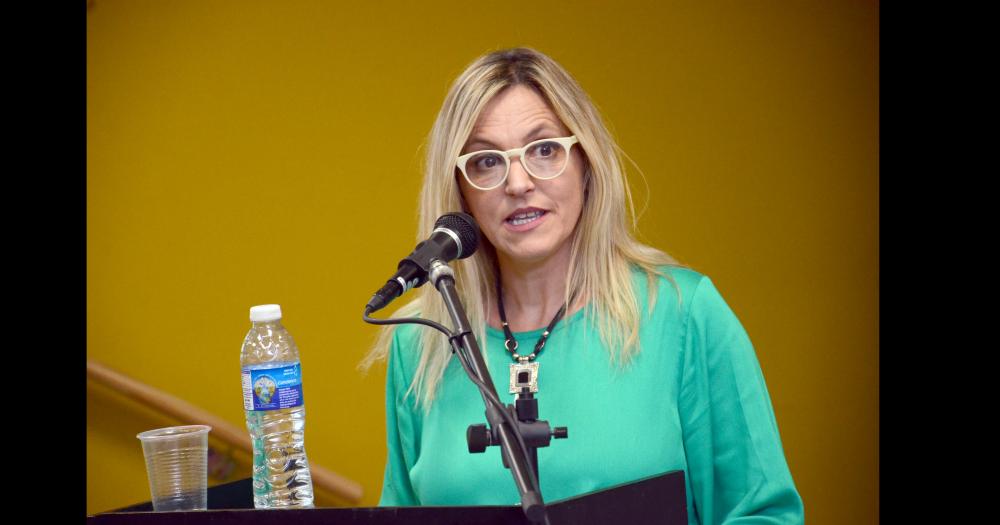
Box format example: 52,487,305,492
504,156,535,196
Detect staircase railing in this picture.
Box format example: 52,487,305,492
87,358,363,503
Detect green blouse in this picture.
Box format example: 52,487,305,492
378,266,804,524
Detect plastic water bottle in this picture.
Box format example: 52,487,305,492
241,304,314,508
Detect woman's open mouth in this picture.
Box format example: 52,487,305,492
507,209,546,226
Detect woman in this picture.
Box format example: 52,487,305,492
363,47,804,524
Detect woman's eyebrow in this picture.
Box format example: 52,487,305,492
465,123,560,151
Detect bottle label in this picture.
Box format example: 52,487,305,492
241,363,304,411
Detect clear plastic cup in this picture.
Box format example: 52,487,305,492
136,425,212,511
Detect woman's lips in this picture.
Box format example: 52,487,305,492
503,210,548,232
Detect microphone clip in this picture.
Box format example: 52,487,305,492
428,259,455,289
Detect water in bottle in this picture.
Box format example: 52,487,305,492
241,304,314,508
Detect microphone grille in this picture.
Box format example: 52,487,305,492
435,212,481,259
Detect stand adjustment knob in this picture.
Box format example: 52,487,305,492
467,423,490,453
552,427,568,439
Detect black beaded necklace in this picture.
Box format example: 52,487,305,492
496,275,569,395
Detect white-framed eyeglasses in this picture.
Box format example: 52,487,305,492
456,135,579,191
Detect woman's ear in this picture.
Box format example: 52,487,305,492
455,172,471,214
575,145,592,201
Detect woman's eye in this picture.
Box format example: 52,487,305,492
476,155,501,169
529,142,558,158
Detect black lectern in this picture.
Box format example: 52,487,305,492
87,470,687,525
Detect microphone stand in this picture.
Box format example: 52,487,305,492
429,261,550,524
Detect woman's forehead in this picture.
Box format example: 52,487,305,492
467,87,567,147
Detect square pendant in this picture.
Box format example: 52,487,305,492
509,362,539,394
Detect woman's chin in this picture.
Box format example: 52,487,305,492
496,239,565,266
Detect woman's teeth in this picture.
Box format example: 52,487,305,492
508,210,545,226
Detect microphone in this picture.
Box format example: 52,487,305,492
365,212,480,314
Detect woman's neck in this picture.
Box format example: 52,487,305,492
492,248,575,332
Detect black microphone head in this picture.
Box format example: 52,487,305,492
435,212,480,259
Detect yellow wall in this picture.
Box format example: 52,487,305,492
87,0,878,522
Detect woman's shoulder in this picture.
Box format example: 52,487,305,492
630,264,745,340
386,313,425,379
633,264,709,309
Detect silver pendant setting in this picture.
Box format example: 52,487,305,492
509,360,539,394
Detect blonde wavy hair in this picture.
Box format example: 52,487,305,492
361,47,683,410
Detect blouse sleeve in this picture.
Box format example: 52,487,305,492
677,276,804,524
377,327,421,506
